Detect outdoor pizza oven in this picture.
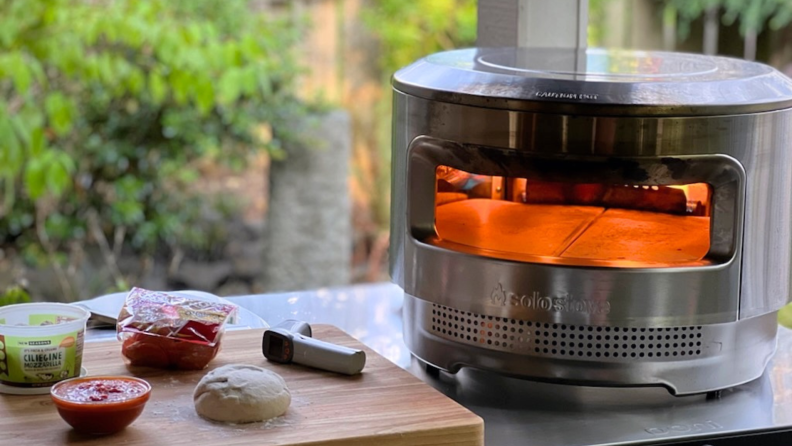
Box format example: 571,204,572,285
390,47,792,395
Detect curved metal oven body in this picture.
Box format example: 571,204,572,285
390,48,792,394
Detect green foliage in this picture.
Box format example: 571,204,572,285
362,0,476,228
721,0,792,34
668,0,792,40
0,285,31,307
780,301,792,328
0,0,303,256
588,0,607,47
363,0,477,78
668,0,721,41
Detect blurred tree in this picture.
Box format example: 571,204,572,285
364,0,477,78
355,0,476,280
362,0,477,227
0,285,30,306
588,0,608,46
669,0,722,44
0,0,304,298
668,0,792,59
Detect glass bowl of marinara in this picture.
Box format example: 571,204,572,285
50,376,151,435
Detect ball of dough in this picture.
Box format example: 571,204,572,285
194,364,291,423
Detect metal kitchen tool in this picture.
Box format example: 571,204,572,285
262,327,366,375
272,319,313,337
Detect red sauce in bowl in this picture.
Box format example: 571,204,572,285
51,376,151,435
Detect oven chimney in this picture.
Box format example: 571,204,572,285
476,0,589,49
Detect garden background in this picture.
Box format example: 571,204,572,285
2,0,792,304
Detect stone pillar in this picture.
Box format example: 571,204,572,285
261,110,352,291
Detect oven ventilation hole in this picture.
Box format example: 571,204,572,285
429,304,705,360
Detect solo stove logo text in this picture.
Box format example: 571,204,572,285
489,283,611,315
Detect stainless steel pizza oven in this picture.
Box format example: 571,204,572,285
390,47,792,395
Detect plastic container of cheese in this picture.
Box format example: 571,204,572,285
0,303,89,389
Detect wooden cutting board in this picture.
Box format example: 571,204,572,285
0,325,483,445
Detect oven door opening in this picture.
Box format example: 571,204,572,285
430,166,714,268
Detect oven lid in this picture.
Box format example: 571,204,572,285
393,47,792,116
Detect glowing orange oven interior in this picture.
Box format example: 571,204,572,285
431,166,713,268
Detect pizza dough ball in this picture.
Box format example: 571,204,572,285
194,364,291,423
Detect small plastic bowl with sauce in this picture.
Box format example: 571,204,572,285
50,376,151,435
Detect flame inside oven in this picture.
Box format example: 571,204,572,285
432,167,713,268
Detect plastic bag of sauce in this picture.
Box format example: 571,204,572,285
116,288,238,370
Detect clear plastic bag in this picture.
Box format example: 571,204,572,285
116,288,238,370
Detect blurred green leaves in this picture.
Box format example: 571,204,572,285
24,149,74,200
363,0,477,78
362,0,476,229
0,285,31,307
779,301,792,328
668,0,792,40
44,93,75,136
0,0,303,256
